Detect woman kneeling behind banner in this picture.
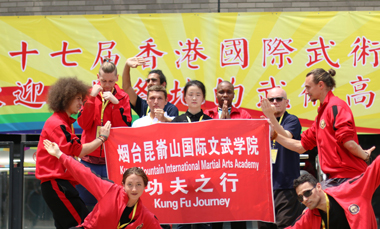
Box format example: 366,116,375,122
43,139,162,229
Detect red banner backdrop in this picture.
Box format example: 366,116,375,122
104,119,274,224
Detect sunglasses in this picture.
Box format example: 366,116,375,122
297,185,316,202
268,97,285,103
146,78,159,83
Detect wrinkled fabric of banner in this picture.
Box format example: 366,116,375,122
104,119,274,224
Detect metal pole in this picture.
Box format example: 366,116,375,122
0,142,15,229
14,141,39,229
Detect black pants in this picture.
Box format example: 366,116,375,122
41,179,89,229
212,221,246,229
320,178,349,190
257,189,303,229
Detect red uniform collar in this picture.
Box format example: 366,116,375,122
318,90,334,113
56,110,76,125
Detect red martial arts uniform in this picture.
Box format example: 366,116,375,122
301,91,367,179
204,106,252,119
76,83,132,206
59,153,162,229
35,111,89,228
78,83,132,160
287,155,380,229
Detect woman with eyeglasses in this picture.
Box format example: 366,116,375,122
77,58,133,209
43,139,162,229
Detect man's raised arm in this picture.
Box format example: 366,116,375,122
122,57,146,107
261,98,293,139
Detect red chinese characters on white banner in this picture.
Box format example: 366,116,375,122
136,38,167,70
131,76,245,109
132,77,149,100
262,37,296,69
104,120,274,224
299,83,317,108
49,41,82,67
7,36,380,71
8,41,39,72
220,38,249,69
168,79,185,106
175,37,209,70
256,76,290,109
349,36,380,68
306,36,340,68
13,78,46,109
346,75,376,108
91,41,120,70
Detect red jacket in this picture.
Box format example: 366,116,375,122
301,91,367,178
204,106,252,119
59,154,161,229
77,83,132,158
286,155,380,229
35,111,82,184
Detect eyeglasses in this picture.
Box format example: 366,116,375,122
268,97,285,103
146,78,159,83
297,185,316,202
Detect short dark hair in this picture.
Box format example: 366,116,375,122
147,85,167,100
99,57,117,75
47,77,90,112
217,81,234,90
293,173,318,190
122,167,148,187
148,69,166,87
184,80,206,99
306,68,336,90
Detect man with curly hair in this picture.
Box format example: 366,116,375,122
35,77,111,229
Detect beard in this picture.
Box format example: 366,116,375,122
308,94,317,102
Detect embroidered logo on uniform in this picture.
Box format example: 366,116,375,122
348,204,360,214
320,119,326,129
